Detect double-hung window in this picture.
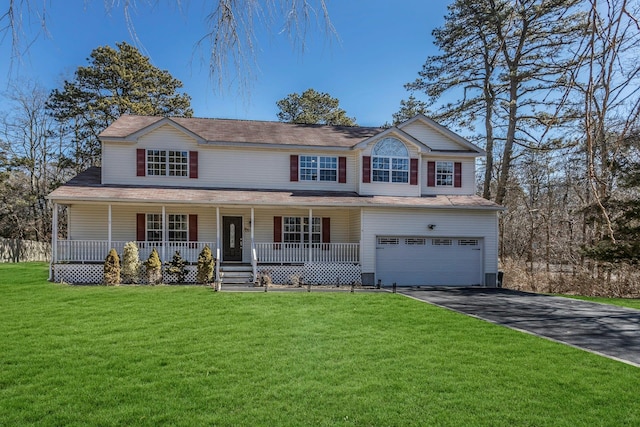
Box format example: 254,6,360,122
371,138,409,183
299,156,337,182
283,216,321,243
146,150,188,177
436,161,454,186
146,214,188,241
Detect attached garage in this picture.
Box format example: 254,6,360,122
375,236,483,286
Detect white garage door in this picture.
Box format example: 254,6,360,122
375,236,483,286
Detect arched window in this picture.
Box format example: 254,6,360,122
372,138,409,183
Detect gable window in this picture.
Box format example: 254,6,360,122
146,149,188,177
283,216,321,243
372,138,409,183
299,156,337,181
436,161,454,186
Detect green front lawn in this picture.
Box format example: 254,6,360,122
562,294,640,310
1,263,639,426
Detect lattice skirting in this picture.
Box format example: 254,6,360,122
257,263,361,285
53,264,201,284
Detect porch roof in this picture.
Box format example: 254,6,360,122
48,167,503,211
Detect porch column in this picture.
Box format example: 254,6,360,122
250,208,255,242
308,208,313,263
162,205,166,262
215,207,221,282
49,203,58,280
216,207,221,259
107,204,112,250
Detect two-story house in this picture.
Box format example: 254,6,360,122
47,114,502,286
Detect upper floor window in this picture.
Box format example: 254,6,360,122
147,150,188,177
299,156,337,181
436,161,454,186
372,138,409,183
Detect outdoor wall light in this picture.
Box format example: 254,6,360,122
428,224,436,230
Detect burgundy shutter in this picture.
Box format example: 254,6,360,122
322,217,331,243
427,161,436,187
362,156,371,183
136,213,146,241
338,157,347,183
454,162,462,188
136,149,146,176
410,158,419,185
273,216,282,250
290,155,299,182
189,151,198,179
189,215,198,242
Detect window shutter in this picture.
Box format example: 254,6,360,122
273,216,282,250
189,215,198,242
290,155,299,182
362,156,371,183
322,217,331,243
427,161,436,187
454,162,462,188
136,149,146,176
189,151,198,179
338,157,347,183
136,213,146,241
410,158,419,185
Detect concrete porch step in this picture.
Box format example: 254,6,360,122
220,264,254,284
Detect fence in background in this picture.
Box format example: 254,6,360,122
0,238,51,263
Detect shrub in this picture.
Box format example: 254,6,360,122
104,248,121,286
167,251,187,283
121,241,142,284
196,245,214,284
144,248,162,285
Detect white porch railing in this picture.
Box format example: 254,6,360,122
254,242,359,264
55,241,216,263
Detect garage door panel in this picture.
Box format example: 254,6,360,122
376,237,482,286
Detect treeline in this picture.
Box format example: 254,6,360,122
0,42,192,241
400,0,640,295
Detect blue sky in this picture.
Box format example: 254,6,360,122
1,1,450,127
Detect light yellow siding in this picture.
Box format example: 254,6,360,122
402,121,471,151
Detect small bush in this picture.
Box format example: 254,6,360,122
104,248,121,286
167,251,187,283
121,241,142,284
144,248,162,285
196,245,214,284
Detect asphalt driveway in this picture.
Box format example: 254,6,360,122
398,287,640,367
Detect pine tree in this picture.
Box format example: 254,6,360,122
196,246,214,284
144,248,162,285
276,88,356,126
103,248,121,286
121,241,141,284
167,251,187,283
47,42,192,171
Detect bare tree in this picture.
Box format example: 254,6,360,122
1,1,336,91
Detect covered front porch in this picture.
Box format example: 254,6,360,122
51,203,362,285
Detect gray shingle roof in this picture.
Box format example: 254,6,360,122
99,115,383,148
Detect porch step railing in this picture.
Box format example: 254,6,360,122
254,242,359,264
55,240,216,263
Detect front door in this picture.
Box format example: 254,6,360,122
223,216,243,262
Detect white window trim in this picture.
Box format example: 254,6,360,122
436,161,454,187
146,213,189,242
372,155,409,183
147,149,189,178
299,155,338,182
282,216,322,243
